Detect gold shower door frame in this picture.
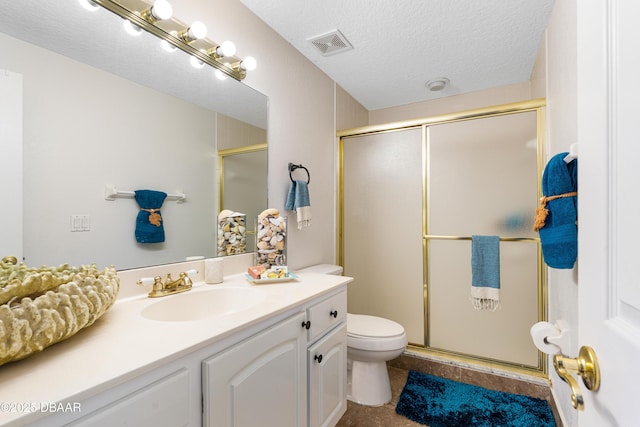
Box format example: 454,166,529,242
337,99,548,376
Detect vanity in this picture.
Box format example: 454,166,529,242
0,259,351,427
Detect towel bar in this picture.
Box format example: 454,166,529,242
424,235,539,243
104,184,186,203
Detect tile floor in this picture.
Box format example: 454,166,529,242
336,354,562,427
336,366,421,427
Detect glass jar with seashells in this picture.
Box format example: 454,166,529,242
255,209,287,269
217,210,247,256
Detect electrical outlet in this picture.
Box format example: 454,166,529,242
70,214,91,232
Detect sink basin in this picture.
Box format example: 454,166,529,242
141,288,267,322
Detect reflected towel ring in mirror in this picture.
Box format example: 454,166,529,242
288,163,310,184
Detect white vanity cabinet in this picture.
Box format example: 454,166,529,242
202,288,348,427
66,369,191,427
7,279,350,427
306,290,348,427
202,311,308,427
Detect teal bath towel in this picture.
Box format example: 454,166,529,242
134,190,167,244
535,152,578,269
470,235,501,311
285,179,312,229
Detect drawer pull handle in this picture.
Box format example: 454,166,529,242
330,310,338,318
314,354,323,364
301,320,311,330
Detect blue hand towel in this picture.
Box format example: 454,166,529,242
285,179,312,229
134,190,167,244
471,235,501,311
536,153,578,269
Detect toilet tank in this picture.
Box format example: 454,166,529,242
297,264,343,275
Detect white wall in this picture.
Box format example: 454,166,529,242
0,70,23,260
545,0,579,425
369,82,532,125
179,0,338,270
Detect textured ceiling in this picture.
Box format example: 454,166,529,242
240,0,555,111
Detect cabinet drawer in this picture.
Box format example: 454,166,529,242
307,290,347,342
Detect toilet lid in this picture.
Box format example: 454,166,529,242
347,313,405,338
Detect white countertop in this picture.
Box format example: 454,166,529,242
0,268,352,426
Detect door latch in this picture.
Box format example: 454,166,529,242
553,346,600,410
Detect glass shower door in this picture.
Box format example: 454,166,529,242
426,111,541,367
341,127,425,346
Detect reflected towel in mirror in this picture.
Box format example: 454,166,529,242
134,190,167,243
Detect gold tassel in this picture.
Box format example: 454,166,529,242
141,208,163,227
532,191,578,232
149,212,162,227
533,202,549,232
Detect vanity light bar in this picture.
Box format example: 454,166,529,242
88,0,252,81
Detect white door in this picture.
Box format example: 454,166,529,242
578,1,640,425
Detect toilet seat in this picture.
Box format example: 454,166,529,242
347,313,407,351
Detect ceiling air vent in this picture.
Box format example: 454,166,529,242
308,29,353,56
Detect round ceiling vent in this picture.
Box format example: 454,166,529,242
425,78,450,92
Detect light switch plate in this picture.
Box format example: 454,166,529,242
70,214,91,232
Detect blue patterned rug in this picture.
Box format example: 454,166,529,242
396,370,555,427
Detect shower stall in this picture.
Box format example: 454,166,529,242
338,100,547,374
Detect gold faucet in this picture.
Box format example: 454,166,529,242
137,270,196,298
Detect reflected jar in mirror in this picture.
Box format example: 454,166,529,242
217,212,247,256
255,213,287,268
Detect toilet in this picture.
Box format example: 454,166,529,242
297,264,408,406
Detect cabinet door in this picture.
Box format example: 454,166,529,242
308,323,347,427
203,312,307,427
68,369,190,427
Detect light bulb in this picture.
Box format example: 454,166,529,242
216,41,236,58
183,21,207,42
215,70,228,81
123,20,143,36
161,39,176,52
150,0,173,21
161,31,178,52
78,0,100,11
190,50,206,69
240,56,257,71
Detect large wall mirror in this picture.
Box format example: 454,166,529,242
0,1,268,270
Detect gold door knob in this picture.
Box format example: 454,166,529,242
553,345,600,410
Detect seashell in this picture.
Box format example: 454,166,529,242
258,208,279,222
218,209,234,220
